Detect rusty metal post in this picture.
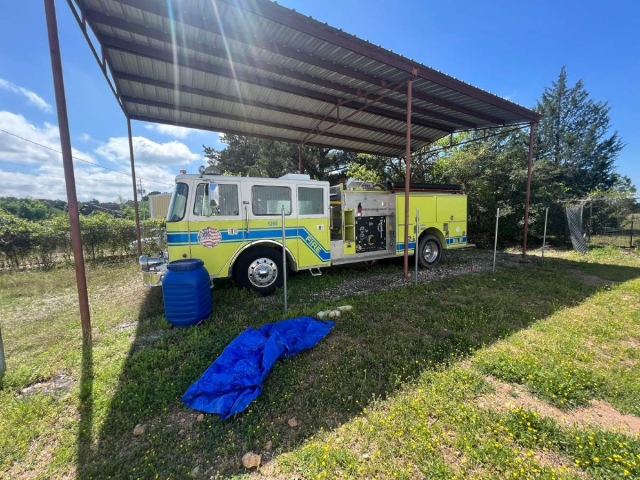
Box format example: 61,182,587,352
45,0,91,342
127,117,142,256
298,143,303,174
414,207,419,285
403,79,413,278
0,328,5,375
541,207,549,262
493,208,500,272
522,122,536,255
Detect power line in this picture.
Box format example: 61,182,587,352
0,128,173,187
412,124,530,159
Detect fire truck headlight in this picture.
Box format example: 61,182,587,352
139,255,165,270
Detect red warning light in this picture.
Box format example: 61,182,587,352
179,169,187,174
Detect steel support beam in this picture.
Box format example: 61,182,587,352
302,78,410,146
66,0,124,113
116,73,435,144
224,0,541,122
128,115,396,157
86,7,488,127
101,36,456,134
127,117,142,256
45,0,91,342
122,96,405,151
298,143,303,174
403,79,413,278
522,122,536,255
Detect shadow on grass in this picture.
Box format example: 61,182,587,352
77,253,640,479
77,340,93,479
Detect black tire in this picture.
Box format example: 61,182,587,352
417,234,443,268
234,247,283,296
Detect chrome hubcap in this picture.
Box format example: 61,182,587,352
423,241,439,263
248,257,278,288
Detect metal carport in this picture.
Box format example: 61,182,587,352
44,0,540,341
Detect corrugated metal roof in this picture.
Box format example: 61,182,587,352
72,0,540,157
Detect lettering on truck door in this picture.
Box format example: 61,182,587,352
296,184,331,268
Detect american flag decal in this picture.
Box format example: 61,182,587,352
197,227,221,248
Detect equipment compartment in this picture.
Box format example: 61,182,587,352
355,216,386,253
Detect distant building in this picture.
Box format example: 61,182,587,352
149,193,172,219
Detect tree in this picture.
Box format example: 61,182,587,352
200,68,631,247
203,134,358,181
535,66,625,197
0,197,55,221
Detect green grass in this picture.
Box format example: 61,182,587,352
0,248,639,479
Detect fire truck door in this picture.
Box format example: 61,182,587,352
295,185,331,268
189,181,245,276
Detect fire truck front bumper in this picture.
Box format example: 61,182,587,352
139,255,168,287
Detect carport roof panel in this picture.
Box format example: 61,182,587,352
72,0,540,156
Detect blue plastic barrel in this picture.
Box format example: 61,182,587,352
162,259,212,327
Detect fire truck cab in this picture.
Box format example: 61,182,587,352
140,172,467,295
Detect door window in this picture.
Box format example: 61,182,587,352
193,183,239,216
298,187,324,215
252,186,291,215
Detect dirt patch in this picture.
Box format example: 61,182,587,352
114,320,138,331
531,448,588,479
566,269,613,287
622,337,640,349
477,376,640,435
4,441,54,480
437,443,469,476
18,374,74,397
163,405,201,431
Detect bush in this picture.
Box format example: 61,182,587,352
0,210,37,267
0,209,166,268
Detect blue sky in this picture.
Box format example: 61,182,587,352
0,0,637,201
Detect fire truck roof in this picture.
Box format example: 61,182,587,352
175,174,329,185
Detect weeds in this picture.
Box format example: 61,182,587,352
0,248,639,478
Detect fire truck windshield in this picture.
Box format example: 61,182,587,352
166,183,188,222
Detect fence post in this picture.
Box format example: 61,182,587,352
631,216,635,249
0,328,6,376
282,206,288,313
493,208,500,272
542,207,549,262
587,200,593,245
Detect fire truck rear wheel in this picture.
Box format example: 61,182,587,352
417,235,442,268
234,247,283,296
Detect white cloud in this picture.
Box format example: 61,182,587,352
0,110,201,201
0,78,53,113
0,110,90,165
80,133,92,142
144,123,199,139
95,136,201,166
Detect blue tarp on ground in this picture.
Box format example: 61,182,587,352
182,317,335,419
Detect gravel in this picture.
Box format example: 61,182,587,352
308,249,529,303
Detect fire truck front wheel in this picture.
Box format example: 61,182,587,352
234,247,284,296
417,235,442,268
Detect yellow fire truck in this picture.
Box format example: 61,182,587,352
140,172,467,295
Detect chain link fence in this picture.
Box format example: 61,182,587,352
574,197,639,250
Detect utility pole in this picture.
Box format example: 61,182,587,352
137,178,146,221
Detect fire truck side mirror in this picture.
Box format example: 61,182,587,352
204,182,220,216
